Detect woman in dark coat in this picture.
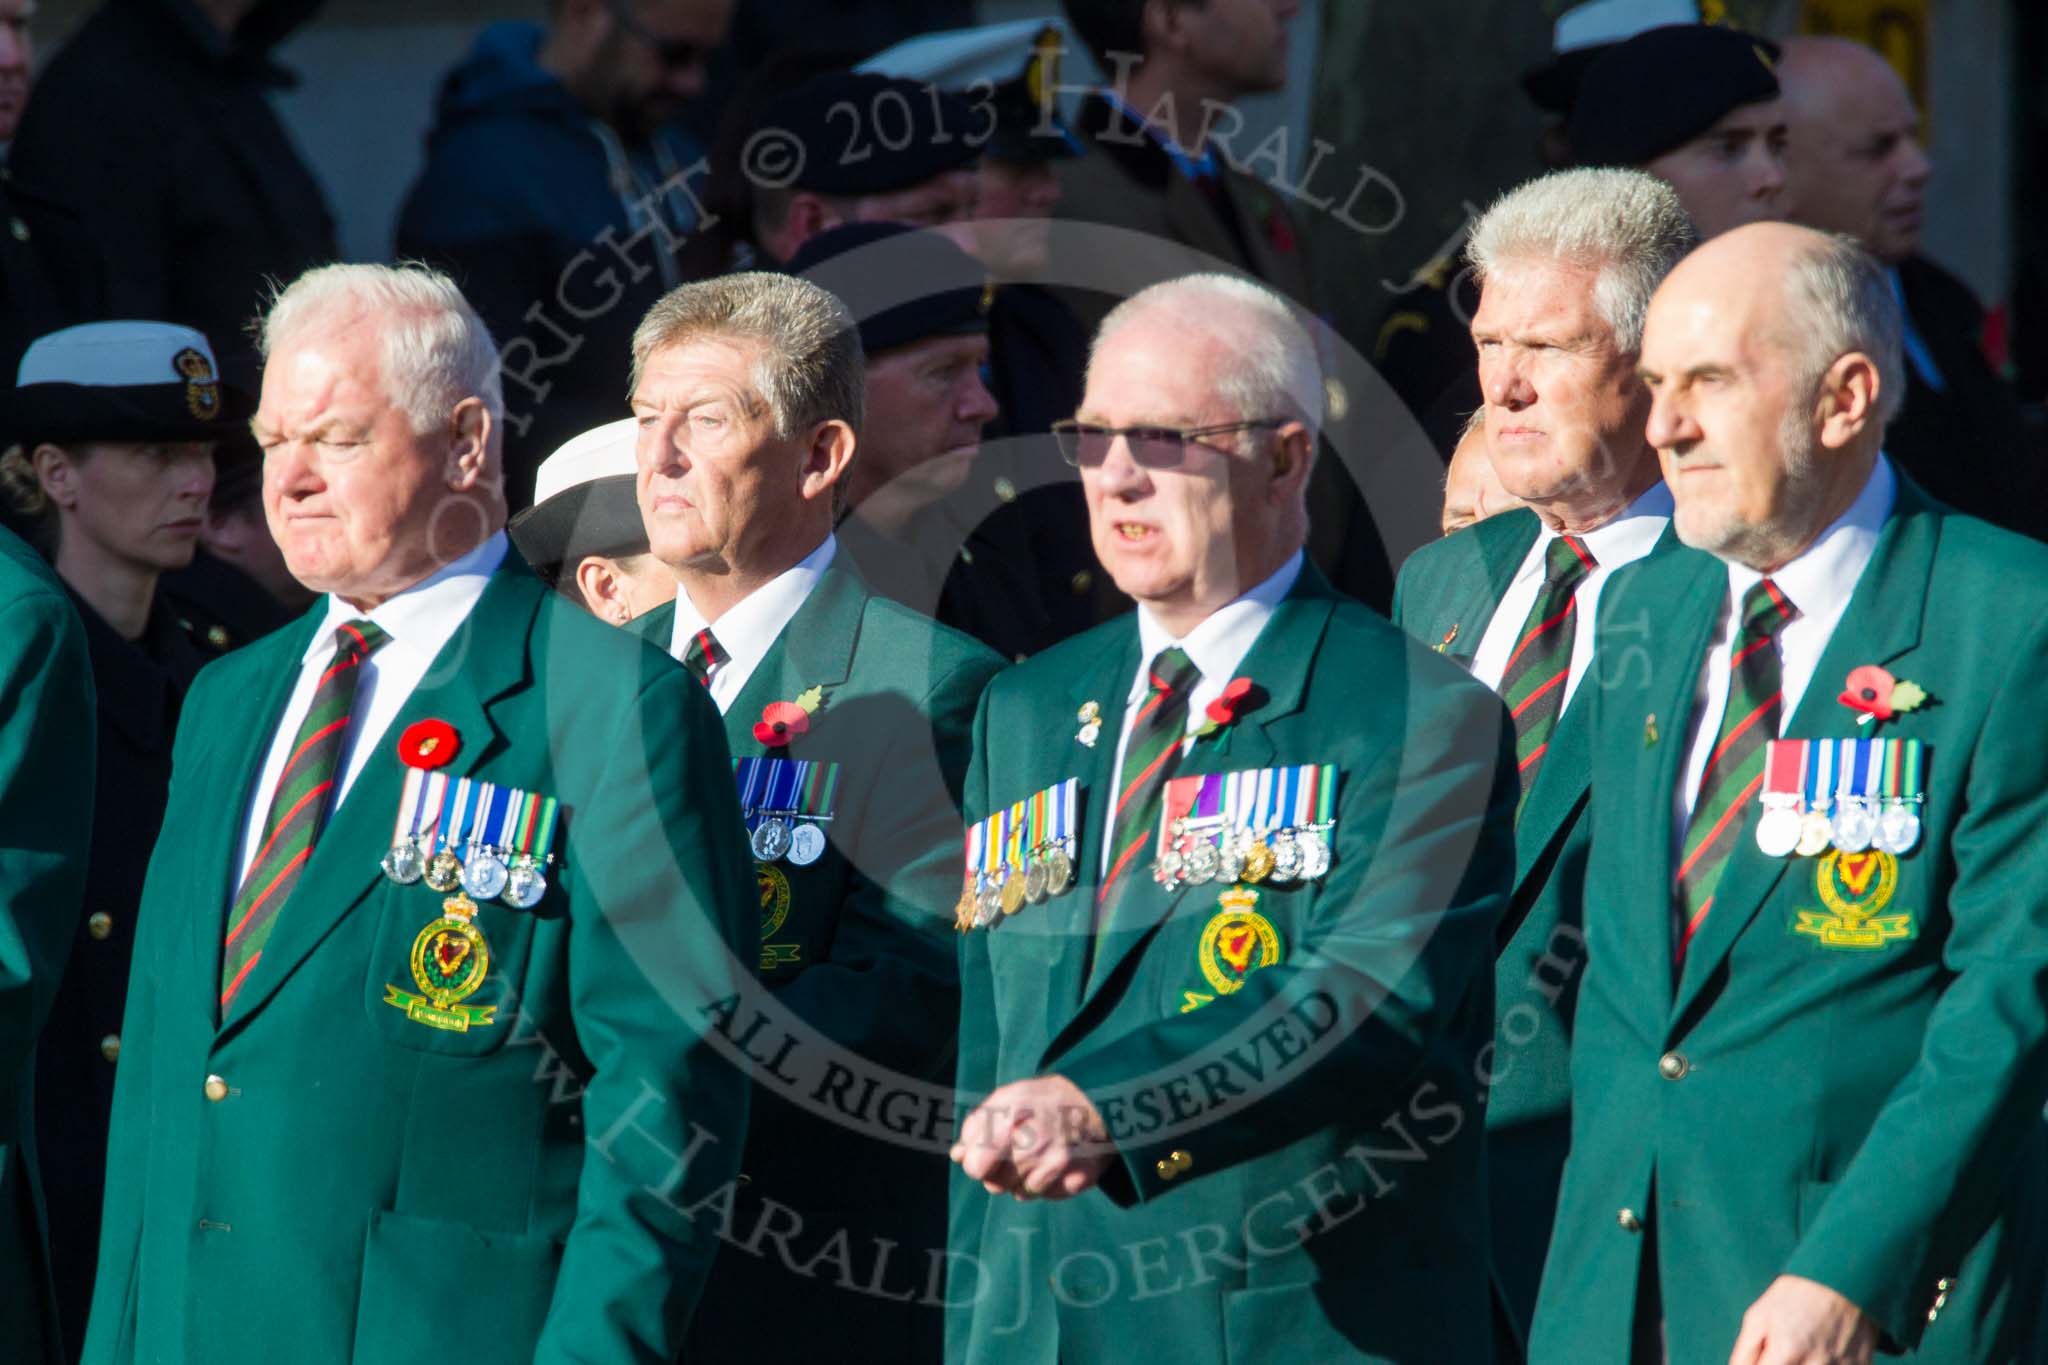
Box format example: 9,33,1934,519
0,321,246,1359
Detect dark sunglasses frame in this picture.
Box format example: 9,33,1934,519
1049,418,1289,469
604,0,707,68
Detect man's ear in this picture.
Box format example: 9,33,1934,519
1266,421,1316,504
797,419,858,503
573,555,632,626
1816,351,1880,451
446,397,496,493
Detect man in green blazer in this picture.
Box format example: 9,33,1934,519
83,264,757,1365
1389,167,1694,1361
0,522,94,1365
1529,224,2048,1364
627,271,1003,1361
949,274,1517,1363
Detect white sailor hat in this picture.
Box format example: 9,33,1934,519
7,320,248,444
507,418,648,572
859,18,1082,161
1523,0,1703,114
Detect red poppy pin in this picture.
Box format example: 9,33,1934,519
1196,677,1260,739
398,718,459,769
1838,665,1930,726
753,685,826,748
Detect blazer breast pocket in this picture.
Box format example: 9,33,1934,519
362,878,541,1057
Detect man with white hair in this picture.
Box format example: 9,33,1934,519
949,272,1516,1363
624,271,1003,1361
1529,223,2048,1365
1389,166,1694,1361
81,263,757,1365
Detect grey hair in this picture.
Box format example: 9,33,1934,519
1091,273,1325,435
1467,168,1698,352
259,262,504,434
1780,231,1906,429
631,272,865,438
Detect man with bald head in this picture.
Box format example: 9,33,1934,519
84,263,756,1365
1777,37,2039,540
1529,222,2048,1365
950,272,1516,1363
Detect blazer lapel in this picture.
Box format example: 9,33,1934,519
216,564,543,1036
1058,573,1337,1045
726,566,865,736
1671,490,1935,1020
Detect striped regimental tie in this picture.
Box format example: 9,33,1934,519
1672,579,1798,966
1498,534,1597,803
680,625,729,688
1098,647,1202,910
220,619,391,1014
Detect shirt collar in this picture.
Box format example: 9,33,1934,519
1131,551,1303,698
1097,86,1219,181
1520,481,1674,583
671,534,837,674
1724,455,1895,620
302,530,509,667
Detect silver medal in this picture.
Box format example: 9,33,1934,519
1299,830,1332,879
461,849,510,901
1156,848,1185,885
382,838,425,885
787,822,826,866
1216,843,1245,885
502,858,547,910
1754,802,1802,858
1831,798,1875,853
1186,841,1220,884
1878,802,1921,855
1044,847,1074,896
751,817,793,862
1794,809,1834,859
1268,831,1301,883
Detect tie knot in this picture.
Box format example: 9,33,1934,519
683,627,728,685
1738,579,1797,643
333,619,391,664
1147,646,1201,698
1544,534,1596,587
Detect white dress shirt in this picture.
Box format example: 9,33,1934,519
1470,482,1675,709
1674,457,1896,844
1099,551,1304,873
236,531,508,887
668,535,836,715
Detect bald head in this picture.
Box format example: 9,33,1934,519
1777,37,1931,263
1640,222,1899,571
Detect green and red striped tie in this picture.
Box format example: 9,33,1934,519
1673,579,1797,965
221,619,390,1013
1498,534,1596,799
1099,647,1201,908
680,626,727,688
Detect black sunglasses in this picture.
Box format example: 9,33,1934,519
1049,419,1288,470
605,0,707,68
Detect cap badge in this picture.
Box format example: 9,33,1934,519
173,347,220,421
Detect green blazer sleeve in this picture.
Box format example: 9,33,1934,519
1058,659,1517,1203
533,660,758,1362
1782,614,2048,1345
0,582,94,1364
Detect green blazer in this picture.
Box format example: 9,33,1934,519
1529,478,2048,1364
82,556,758,1365
1391,508,1679,1356
950,564,1518,1365
637,565,1003,1362
0,526,95,1365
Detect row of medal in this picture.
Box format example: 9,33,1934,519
958,778,1078,930
1755,737,1926,858
1155,764,1339,889
736,756,840,865
381,769,562,909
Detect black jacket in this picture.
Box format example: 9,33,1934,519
33,588,218,1359
8,0,336,385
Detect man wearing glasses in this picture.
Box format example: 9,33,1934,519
948,273,1516,1364
397,0,735,504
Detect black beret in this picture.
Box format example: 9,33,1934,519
754,72,983,197
3,321,251,447
1568,25,1782,167
784,222,990,356
1521,43,1613,117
